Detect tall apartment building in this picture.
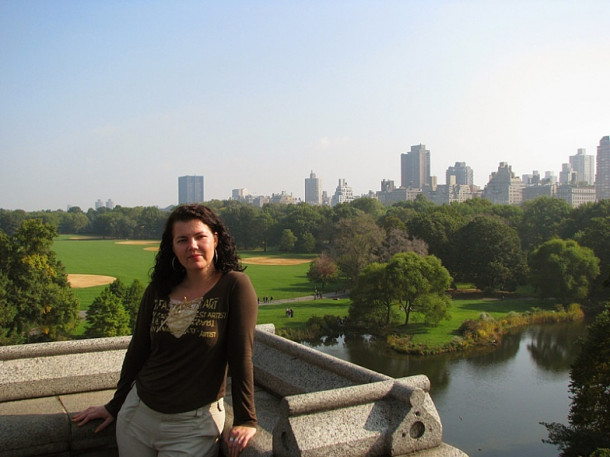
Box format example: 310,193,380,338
305,171,322,205
401,144,430,189
595,136,610,201
482,162,524,205
424,184,473,204
570,148,595,185
232,188,249,201
446,162,473,186
94,199,115,210
559,163,577,185
330,179,354,207
178,175,204,204
544,171,558,184
557,185,596,208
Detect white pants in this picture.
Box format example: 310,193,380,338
116,386,225,457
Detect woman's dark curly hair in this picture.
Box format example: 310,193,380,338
151,204,243,296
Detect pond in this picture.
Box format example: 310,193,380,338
304,321,587,457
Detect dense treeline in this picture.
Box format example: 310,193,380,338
2,196,609,302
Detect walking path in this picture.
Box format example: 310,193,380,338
78,291,350,319
257,290,349,306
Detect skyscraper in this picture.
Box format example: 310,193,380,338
559,163,576,185
401,144,430,189
330,179,353,206
178,175,204,204
305,171,322,205
596,136,610,201
569,148,595,185
483,162,524,205
446,162,473,186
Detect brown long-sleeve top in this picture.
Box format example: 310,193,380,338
105,271,258,427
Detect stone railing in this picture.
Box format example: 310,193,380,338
0,325,467,457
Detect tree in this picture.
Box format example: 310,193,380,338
0,209,28,235
386,252,452,326
252,211,275,252
297,231,316,253
376,228,428,263
350,197,386,220
575,216,610,297
542,306,610,456
451,215,527,292
137,206,167,239
279,228,297,252
220,201,258,249
0,220,79,344
307,255,340,293
406,210,461,263
530,239,599,304
107,278,144,331
326,213,384,283
59,210,90,234
85,288,130,338
349,262,396,326
519,197,572,252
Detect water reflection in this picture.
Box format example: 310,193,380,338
526,322,584,374
303,321,587,457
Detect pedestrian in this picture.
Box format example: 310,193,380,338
72,204,258,457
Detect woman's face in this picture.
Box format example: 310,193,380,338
172,219,218,274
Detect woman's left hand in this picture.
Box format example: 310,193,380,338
225,425,257,456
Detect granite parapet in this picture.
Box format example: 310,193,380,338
0,324,467,457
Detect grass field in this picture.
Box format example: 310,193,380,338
256,298,350,330
52,237,325,309
53,235,159,309
396,296,553,346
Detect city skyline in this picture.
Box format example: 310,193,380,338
83,139,606,210
1,1,609,211
8,137,610,212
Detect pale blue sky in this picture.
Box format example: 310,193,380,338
1,0,609,211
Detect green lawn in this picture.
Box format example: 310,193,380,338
53,238,329,307
256,299,349,330
53,235,158,309
254,295,563,349
402,296,554,346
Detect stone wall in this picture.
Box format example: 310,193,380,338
0,325,467,457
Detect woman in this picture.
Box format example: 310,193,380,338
73,204,258,457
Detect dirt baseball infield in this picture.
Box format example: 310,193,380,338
66,257,308,289
241,257,311,266
67,274,116,288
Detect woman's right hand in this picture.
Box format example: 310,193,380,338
72,405,115,433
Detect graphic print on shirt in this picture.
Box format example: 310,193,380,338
151,298,227,339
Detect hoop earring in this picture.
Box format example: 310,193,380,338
213,249,218,265
172,256,183,272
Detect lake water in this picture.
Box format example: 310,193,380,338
304,321,587,457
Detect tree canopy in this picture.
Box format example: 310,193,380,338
386,252,452,326
326,213,384,283
306,255,340,292
543,306,610,456
349,262,397,326
0,220,79,344
530,239,600,304
451,215,528,292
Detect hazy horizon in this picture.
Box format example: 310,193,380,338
1,1,609,212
